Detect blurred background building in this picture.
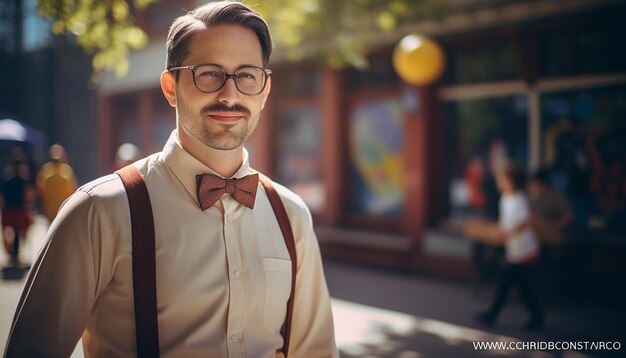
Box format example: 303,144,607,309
0,0,97,182
1,0,625,295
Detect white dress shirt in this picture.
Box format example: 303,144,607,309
6,131,338,358
499,192,540,264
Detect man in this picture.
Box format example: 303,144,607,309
5,2,338,357
37,144,78,223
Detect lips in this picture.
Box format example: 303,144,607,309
206,111,244,123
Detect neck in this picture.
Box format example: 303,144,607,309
177,125,244,178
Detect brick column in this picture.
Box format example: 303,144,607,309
320,68,345,226
403,86,436,255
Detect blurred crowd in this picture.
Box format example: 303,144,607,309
0,144,77,268
0,142,142,269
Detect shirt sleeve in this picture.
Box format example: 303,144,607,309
499,194,530,232
287,204,339,358
5,189,112,357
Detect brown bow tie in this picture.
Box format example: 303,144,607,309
196,173,259,210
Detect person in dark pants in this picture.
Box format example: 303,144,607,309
1,148,33,267
477,162,545,330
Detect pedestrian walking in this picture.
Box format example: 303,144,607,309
36,144,78,223
5,2,337,357
1,147,33,268
477,162,545,330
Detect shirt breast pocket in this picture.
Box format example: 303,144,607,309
262,257,292,333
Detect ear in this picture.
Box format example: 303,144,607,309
160,71,177,107
260,76,271,110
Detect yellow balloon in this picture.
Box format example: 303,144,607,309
392,34,446,86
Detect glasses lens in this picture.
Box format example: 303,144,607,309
235,67,266,95
194,65,226,92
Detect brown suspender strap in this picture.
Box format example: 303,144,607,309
258,174,297,357
116,167,294,357
115,165,160,358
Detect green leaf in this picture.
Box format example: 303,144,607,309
38,0,157,79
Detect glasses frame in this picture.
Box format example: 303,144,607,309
168,63,272,96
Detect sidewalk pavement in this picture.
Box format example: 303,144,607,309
1,216,624,357
325,260,624,357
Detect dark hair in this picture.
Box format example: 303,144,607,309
166,1,272,71
503,162,527,190
531,168,551,185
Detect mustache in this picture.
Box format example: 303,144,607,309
201,103,251,117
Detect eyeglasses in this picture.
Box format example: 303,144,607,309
168,64,272,96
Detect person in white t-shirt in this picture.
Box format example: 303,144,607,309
477,162,545,330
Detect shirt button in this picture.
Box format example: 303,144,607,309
231,335,238,343
234,270,241,277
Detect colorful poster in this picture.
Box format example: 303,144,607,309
349,98,404,217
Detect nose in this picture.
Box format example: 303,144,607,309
216,76,240,106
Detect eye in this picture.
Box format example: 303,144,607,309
198,70,222,78
236,71,257,80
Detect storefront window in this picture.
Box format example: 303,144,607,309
540,84,626,233
444,42,519,84
348,97,404,218
347,55,400,92
541,26,626,77
444,95,528,219
276,106,324,212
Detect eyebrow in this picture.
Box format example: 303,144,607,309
236,63,265,69
192,63,265,71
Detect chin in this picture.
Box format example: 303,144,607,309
203,135,246,151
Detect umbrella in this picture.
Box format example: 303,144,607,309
0,118,47,148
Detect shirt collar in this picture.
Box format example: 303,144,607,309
162,130,253,205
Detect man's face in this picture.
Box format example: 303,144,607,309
164,25,270,151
